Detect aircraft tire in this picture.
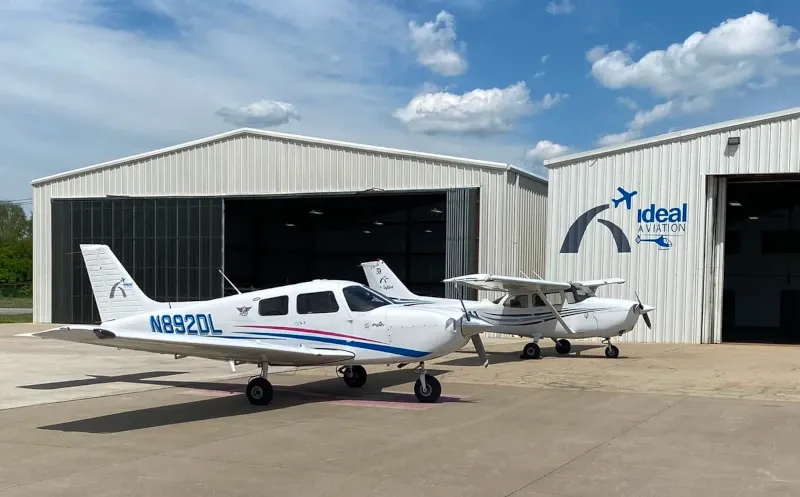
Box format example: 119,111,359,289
555,339,571,355
605,344,620,359
343,365,368,388
521,342,541,360
246,377,274,406
414,374,441,403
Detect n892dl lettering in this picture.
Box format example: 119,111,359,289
149,313,222,335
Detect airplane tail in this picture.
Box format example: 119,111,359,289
612,198,623,207
359,260,420,301
79,244,165,323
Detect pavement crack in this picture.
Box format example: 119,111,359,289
503,395,689,497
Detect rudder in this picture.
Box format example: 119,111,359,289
359,260,419,300
80,244,164,323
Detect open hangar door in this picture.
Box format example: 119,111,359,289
222,189,479,299
50,197,224,325
720,174,800,344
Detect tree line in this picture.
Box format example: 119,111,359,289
0,201,33,298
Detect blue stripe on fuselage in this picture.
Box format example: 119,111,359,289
220,332,429,358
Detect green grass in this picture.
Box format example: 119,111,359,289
0,297,32,309
0,313,32,324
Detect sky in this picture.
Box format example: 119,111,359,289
2,0,800,210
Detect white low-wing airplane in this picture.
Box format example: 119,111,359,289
360,260,655,360
32,244,494,406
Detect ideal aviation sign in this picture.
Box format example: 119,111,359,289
559,186,688,254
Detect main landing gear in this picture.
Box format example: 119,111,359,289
337,365,368,388
246,362,274,406
337,362,442,403
554,338,571,355
603,338,620,359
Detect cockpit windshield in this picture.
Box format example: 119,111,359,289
567,285,594,303
342,285,394,312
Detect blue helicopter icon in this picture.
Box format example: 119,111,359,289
635,235,672,249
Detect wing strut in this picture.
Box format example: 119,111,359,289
535,289,575,335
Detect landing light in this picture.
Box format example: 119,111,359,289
309,210,323,215
374,221,383,225
729,201,741,207
749,216,759,220
285,223,295,227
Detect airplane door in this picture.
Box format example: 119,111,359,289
349,308,392,344
582,309,599,334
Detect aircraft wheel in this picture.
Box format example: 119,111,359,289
414,374,441,403
605,344,620,359
555,339,571,355
521,342,541,360
246,377,273,406
343,365,367,388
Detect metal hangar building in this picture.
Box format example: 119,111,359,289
544,106,800,345
31,128,548,326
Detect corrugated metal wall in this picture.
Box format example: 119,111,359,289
545,111,800,344
32,133,549,323
444,188,479,300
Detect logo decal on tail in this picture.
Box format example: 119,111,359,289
109,278,133,299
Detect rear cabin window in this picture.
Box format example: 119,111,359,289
259,296,289,316
297,291,340,314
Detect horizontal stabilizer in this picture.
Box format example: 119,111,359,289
35,326,355,366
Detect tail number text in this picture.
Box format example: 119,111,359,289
149,314,222,335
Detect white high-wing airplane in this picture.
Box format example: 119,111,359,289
33,244,494,406
360,260,655,360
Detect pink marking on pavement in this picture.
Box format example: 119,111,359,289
327,399,433,410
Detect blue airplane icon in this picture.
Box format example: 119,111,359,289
635,235,672,249
612,187,638,209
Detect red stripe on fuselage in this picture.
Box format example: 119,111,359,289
234,325,386,344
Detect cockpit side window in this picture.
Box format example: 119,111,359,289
567,285,593,303
343,285,393,312
503,294,529,308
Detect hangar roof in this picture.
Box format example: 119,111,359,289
543,106,800,169
32,127,546,187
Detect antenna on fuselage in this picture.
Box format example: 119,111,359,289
218,268,242,295
520,269,543,279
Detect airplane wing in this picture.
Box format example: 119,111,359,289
442,274,572,295
34,326,356,366
570,278,625,292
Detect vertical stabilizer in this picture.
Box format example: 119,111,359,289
359,260,419,300
79,244,164,323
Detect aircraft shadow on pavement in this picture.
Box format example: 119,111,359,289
439,343,610,366
35,368,469,434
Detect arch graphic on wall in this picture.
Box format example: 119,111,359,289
559,204,631,253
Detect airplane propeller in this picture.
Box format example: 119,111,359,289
459,297,489,368
633,291,652,329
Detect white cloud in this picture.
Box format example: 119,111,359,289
524,140,572,165
0,0,547,201
216,99,301,128
588,12,800,97
408,10,467,76
546,0,575,15
533,71,545,79
393,82,567,135
541,54,551,63
616,96,638,111
591,11,800,146
597,130,639,147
